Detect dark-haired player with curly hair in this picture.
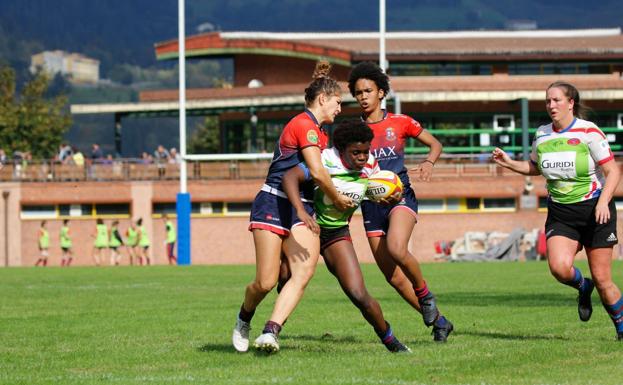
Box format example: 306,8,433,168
232,61,354,354
348,61,453,342
282,119,410,352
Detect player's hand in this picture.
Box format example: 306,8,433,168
297,209,319,235
378,190,402,206
491,148,512,167
595,199,611,224
333,194,354,212
409,161,434,182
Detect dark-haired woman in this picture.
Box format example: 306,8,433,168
493,81,622,340
282,119,411,353
348,61,453,342
232,61,353,353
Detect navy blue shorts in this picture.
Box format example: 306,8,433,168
361,185,418,237
248,190,314,236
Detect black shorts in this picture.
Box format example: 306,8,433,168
61,247,71,252
545,198,618,248
319,225,352,252
361,185,418,237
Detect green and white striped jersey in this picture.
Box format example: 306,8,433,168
530,118,613,204
299,148,379,228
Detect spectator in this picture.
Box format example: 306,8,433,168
58,143,73,163
168,147,181,164
72,147,85,167
91,143,104,162
154,145,170,178
141,152,153,164
0,148,7,166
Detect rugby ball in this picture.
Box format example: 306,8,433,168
365,170,403,202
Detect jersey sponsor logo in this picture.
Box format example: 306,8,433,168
306,129,319,144
385,127,397,141
541,160,574,169
539,151,577,179
371,146,397,159
567,138,580,146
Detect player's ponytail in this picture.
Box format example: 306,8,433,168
304,61,341,107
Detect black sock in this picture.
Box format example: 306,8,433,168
238,304,255,323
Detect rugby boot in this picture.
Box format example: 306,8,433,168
577,278,594,322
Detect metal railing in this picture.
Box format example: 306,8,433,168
1,154,621,183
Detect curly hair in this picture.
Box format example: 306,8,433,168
348,61,390,97
304,61,342,106
332,120,374,152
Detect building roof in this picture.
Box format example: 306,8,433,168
155,28,623,63
71,73,623,116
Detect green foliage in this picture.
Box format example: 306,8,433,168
188,116,220,154
0,262,622,384
0,67,71,158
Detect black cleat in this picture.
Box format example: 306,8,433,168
419,292,440,327
432,319,454,342
577,278,594,322
384,337,412,353
617,332,623,341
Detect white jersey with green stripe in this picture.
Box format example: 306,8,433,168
530,118,614,204
302,148,379,228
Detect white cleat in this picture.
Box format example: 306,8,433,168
253,332,279,353
232,318,251,352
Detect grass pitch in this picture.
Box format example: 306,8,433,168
1,261,622,385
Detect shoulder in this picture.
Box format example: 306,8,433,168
535,123,553,138
321,148,343,171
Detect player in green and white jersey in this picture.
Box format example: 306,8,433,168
492,81,622,340
282,119,410,352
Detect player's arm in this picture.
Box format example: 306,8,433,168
595,159,620,224
491,148,540,175
300,146,353,211
409,130,443,182
282,164,319,235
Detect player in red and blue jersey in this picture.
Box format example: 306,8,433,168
348,61,453,342
232,62,353,354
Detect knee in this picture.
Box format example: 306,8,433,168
387,242,409,265
591,269,613,291
548,259,574,282
250,278,277,295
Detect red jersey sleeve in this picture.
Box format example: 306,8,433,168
281,116,322,150
405,117,424,138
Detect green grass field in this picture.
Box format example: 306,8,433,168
1,261,622,385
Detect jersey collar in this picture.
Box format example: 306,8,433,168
553,117,577,134
360,109,388,124
304,108,321,128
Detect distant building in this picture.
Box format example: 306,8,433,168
30,50,99,84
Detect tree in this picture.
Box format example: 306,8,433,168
188,116,221,154
0,67,72,159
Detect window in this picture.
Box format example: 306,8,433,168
152,202,201,217
21,205,56,219
94,203,130,217
226,202,253,214
418,199,445,213
482,198,516,211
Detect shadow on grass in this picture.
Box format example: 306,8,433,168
435,292,572,308
281,332,360,343
460,329,568,341
197,343,240,353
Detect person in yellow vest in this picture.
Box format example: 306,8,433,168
35,220,49,267
163,214,177,265
60,219,73,267
137,218,151,265
125,222,139,265
92,218,109,266
109,220,124,266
